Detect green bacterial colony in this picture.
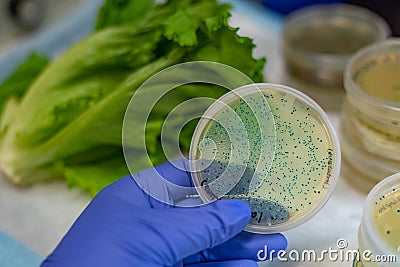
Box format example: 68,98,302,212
195,89,335,227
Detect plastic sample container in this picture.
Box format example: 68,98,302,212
190,83,340,233
340,39,400,192
282,4,390,87
354,172,400,266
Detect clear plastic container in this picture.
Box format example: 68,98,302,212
353,172,400,266
190,83,341,233
282,4,390,87
341,39,400,192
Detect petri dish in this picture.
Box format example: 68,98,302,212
190,83,341,233
282,4,390,88
355,172,400,266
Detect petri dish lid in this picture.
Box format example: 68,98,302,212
190,83,341,233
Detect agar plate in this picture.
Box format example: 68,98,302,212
189,83,341,233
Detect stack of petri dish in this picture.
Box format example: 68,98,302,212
340,39,400,192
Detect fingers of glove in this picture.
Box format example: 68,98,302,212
133,200,250,265
93,175,153,208
184,231,287,264
186,259,259,267
154,157,192,187
134,158,197,208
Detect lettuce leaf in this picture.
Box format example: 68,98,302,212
0,53,48,113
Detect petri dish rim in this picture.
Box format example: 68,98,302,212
190,83,341,233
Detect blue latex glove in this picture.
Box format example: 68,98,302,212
42,158,287,267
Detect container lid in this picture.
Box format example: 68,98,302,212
190,83,341,233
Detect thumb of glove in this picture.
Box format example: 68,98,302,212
135,199,251,266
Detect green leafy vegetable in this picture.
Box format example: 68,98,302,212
0,0,265,195
96,0,154,29
0,53,48,113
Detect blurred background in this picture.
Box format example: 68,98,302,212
263,0,400,36
0,0,84,51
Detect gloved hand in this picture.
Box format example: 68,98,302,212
42,158,287,267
